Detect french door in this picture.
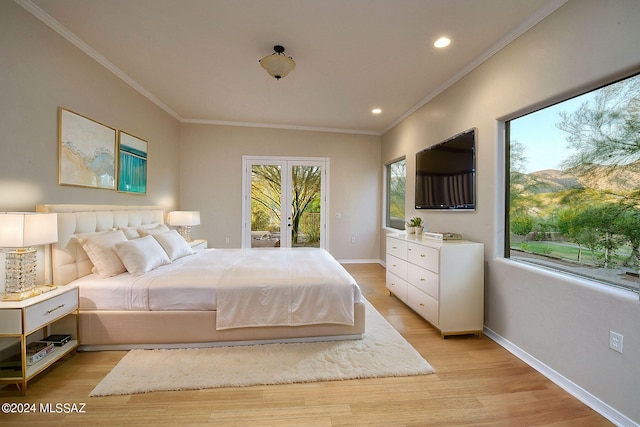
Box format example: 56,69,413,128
242,156,328,249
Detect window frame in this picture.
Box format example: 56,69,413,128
385,156,406,230
503,72,640,295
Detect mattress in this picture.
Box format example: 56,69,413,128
72,248,363,329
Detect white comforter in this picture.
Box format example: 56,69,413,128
73,248,362,330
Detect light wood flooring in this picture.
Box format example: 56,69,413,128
0,263,612,426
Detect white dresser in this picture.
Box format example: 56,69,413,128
386,233,484,337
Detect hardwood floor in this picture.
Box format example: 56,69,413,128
0,263,612,426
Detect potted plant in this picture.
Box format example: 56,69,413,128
406,216,424,235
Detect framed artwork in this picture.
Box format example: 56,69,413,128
59,107,117,189
117,130,148,194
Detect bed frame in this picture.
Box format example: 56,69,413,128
36,204,365,350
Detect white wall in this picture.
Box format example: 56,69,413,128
180,124,381,261
0,1,181,213
381,0,640,423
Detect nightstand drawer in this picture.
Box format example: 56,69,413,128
24,289,78,334
189,239,208,250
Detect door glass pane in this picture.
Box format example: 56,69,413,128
291,165,322,248
250,164,282,248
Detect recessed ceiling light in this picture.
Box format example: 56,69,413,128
371,108,382,114
434,37,451,48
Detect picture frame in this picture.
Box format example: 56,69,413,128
117,130,148,194
58,107,117,190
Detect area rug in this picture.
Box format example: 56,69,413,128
89,300,434,396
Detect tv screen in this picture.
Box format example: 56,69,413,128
415,128,476,210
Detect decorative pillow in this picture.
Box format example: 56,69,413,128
137,223,170,236
153,230,195,261
113,235,171,276
76,229,128,277
118,226,141,240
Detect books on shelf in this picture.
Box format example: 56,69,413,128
26,341,55,365
42,334,72,346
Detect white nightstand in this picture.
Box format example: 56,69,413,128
0,285,79,394
189,239,208,250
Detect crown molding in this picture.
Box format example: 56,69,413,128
182,118,381,136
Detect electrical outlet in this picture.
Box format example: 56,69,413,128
225,237,230,244
351,236,356,243
609,331,624,354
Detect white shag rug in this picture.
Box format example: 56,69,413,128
89,300,434,396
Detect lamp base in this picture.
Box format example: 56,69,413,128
5,248,37,294
2,285,58,301
178,226,193,242
2,288,41,301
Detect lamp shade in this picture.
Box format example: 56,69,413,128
259,45,296,80
0,212,58,248
168,211,201,226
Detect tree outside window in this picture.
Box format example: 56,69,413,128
507,73,640,293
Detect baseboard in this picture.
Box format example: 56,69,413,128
483,327,638,427
337,258,383,265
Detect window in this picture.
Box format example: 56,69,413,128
386,158,406,230
506,73,640,294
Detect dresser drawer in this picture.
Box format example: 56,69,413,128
407,263,439,299
386,271,408,303
386,237,407,259
24,288,78,334
386,254,408,280
408,285,439,325
407,242,439,273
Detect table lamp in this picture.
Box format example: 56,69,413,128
0,212,58,298
168,211,200,242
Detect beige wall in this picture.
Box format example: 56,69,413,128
382,0,640,423
0,1,181,213
179,124,381,260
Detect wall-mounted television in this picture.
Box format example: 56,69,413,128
415,128,476,210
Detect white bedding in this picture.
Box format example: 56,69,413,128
72,248,362,330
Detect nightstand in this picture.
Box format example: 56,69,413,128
189,239,208,250
0,285,79,394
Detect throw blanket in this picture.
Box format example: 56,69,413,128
216,248,356,330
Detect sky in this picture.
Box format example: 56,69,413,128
509,95,590,173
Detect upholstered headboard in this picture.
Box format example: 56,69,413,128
36,204,165,285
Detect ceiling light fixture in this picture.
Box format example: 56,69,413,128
371,108,382,114
434,37,451,48
259,45,296,80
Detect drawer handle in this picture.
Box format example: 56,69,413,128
392,264,397,267
419,303,425,307
392,246,398,249
420,254,426,257
46,304,65,314
420,278,425,281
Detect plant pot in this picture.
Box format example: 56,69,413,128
414,226,424,235
406,226,415,234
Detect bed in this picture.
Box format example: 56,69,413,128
35,204,365,350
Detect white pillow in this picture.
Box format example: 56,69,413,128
77,229,128,277
118,226,141,239
137,223,170,236
153,230,195,261
114,235,171,276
